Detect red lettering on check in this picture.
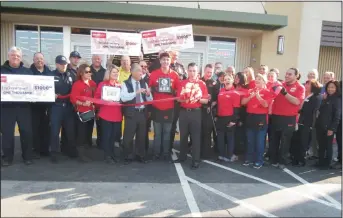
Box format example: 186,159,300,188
142,31,156,38
92,32,106,38
1,76,7,83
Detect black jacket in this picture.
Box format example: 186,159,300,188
316,94,342,132
30,64,51,76
90,65,106,86
298,94,321,127
1,61,33,106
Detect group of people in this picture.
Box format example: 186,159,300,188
1,46,341,171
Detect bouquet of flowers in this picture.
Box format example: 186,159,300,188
180,81,202,103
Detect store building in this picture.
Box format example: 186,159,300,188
1,1,341,82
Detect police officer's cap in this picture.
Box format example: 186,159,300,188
70,51,82,59
55,55,68,65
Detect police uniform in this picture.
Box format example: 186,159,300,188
60,51,81,149
48,55,78,163
1,61,34,166
200,77,219,158
30,64,51,156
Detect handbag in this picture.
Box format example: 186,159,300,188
77,110,95,122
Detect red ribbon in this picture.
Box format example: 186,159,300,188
57,94,71,99
76,96,180,107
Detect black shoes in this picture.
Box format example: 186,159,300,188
24,159,33,165
1,159,13,167
191,161,200,169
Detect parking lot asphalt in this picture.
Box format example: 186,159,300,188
1,137,342,217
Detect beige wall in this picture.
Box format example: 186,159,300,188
259,2,304,79
1,21,14,64
250,34,263,71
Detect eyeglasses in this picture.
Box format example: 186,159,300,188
140,65,147,69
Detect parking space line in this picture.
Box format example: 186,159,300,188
171,151,202,217
283,168,342,208
186,176,277,217
172,149,341,210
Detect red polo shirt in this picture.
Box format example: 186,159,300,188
272,81,305,116
70,80,97,112
244,88,274,114
217,88,240,117
177,79,208,109
267,81,282,90
248,80,256,89
149,68,180,110
94,81,123,122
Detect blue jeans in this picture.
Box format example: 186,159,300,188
153,122,172,156
246,127,267,164
217,128,235,158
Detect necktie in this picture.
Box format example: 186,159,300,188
135,81,141,106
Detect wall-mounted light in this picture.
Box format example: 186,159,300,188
277,35,285,55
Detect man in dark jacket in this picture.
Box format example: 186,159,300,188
91,54,106,148
1,46,34,166
30,52,51,157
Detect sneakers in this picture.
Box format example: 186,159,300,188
243,161,252,166
271,163,279,168
231,155,238,162
253,163,263,169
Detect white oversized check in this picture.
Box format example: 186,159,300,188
91,30,142,56
141,24,194,54
101,86,121,102
1,74,55,102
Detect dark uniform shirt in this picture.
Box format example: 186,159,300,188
201,77,219,108
30,64,51,76
48,69,75,103
90,65,106,86
67,64,78,78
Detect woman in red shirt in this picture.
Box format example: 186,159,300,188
244,67,256,89
216,75,240,162
70,64,96,161
94,64,123,164
241,74,274,169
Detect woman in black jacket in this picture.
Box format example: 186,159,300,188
315,80,342,169
292,80,322,166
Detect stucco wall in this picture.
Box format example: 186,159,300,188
297,2,342,81
260,2,304,80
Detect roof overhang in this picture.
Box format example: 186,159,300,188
1,1,287,31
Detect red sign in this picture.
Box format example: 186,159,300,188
92,32,106,38
142,31,156,38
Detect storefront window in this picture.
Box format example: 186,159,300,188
207,37,236,70
40,27,63,69
15,25,39,67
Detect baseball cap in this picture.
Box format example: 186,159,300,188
55,55,68,65
69,51,81,58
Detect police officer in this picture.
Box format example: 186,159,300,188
48,55,78,163
1,46,33,166
91,54,106,149
173,63,209,169
30,52,51,157
201,64,219,159
60,51,81,150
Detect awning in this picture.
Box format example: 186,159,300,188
1,2,287,30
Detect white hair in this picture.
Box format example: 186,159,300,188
8,46,22,56
130,63,142,73
325,71,335,78
308,69,319,80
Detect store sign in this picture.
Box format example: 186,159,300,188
1,74,55,102
141,25,194,54
91,30,142,56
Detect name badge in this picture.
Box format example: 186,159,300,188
101,86,120,102
158,78,171,93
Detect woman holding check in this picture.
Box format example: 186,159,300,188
94,65,123,164
241,74,274,169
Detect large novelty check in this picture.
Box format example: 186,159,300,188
1,74,55,102
141,25,194,54
91,30,142,56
